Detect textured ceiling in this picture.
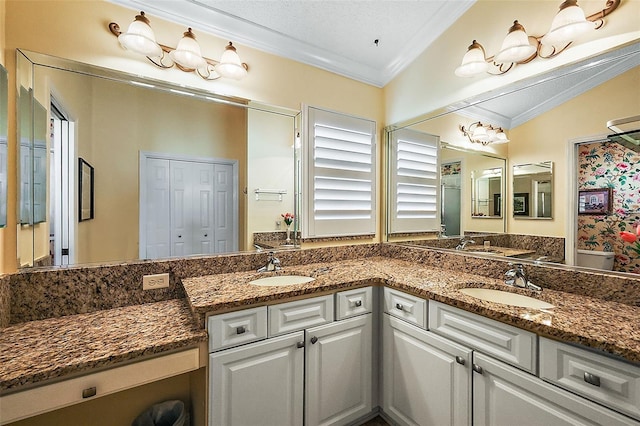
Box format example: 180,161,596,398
108,0,475,87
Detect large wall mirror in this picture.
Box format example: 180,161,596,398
386,41,640,272
17,50,300,268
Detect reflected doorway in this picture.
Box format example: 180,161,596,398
441,161,461,236
49,99,76,266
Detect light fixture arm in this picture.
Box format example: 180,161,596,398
108,17,249,81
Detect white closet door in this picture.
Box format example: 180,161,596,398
170,160,194,256
193,162,215,255
214,163,236,253
144,158,171,259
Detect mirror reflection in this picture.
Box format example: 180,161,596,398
471,167,503,219
0,64,7,228
513,162,553,219
17,50,299,268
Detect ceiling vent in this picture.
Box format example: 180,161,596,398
607,115,640,152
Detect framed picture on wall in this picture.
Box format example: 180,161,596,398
513,193,529,216
578,188,612,215
79,158,94,221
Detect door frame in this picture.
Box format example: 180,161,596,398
139,151,239,259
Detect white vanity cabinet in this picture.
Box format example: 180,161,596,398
208,289,374,426
473,352,638,426
381,313,472,426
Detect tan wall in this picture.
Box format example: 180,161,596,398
384,0,640,125
507,66,640,237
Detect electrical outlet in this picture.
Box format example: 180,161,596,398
143,273,170,290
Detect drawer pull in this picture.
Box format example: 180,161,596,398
82,387,97,399
354,300,362,307
310,336,318,344
296,341,305,349
584,372,601,387
395,303,404,311
455,356,466,366
472,364,483,375
236,326,246,335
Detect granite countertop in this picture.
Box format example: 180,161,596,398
462,244,536,257
183,257,640,365
0,299,208,393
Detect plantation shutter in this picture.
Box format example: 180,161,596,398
304,107,376,238
389,128,440,233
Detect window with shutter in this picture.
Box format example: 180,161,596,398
304,107,376,238
389,128,440,234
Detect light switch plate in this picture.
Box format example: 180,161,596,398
143,273,170,290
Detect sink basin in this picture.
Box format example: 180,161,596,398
459,288,554,309
249,275,315,286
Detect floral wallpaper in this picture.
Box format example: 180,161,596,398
577,140,640,273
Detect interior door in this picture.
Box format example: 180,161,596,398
213,163,236,252
144,158,171,259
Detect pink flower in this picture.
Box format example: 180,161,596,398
281,212,294,226
620,231,637,243
617,163,629,170
595,167,606,175
633,173,640,182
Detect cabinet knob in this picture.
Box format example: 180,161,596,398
178,235,182,238
82,387,97,399
354,300,362,307
455,356,466,366
236,326,246,335
296,341,305,349
204,234,208,237
584,372,601,387
395,303,404,311
472,364,483,374
310,336,318,344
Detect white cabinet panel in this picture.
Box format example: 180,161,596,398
383,287,427,328
540,337,640,421
207,306,267,352
429,300,537,373
473,352,639,426
268,295,333,336
305,314,373,426
209,331,304,426
336,286,372,319
382,314,471,426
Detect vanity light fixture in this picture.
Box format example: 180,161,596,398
109,11,248,81
460,122,510,145
455,0,620,77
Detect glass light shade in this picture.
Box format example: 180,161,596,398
169,29,206,69
471,124,489,142
494,130,510,143
494,21,537,63
541,2,594,46
455,40,489,77
216,43,247,80
118,13,162,57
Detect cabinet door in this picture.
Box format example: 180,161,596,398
305,313,373,426
382,314,472,426
209,331,304,426
473,352,640,426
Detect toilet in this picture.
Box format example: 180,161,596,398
576,249,615,270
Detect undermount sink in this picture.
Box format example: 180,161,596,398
249,275,315,286
459,288,554,309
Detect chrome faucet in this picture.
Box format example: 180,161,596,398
257,251,281,272
455,237,475,250
505,263,542,292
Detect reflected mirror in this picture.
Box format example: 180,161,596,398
471,166,503,219
386,42,639,272
513,161,553,219
17,50,299,268
0,64,7,227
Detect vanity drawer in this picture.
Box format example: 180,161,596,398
383,287,427,329
208,306,268,352
540,337,640,420
269,295,334,336
336,287,372,320
429,300,537,373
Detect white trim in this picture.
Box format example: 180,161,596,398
565,132,610,267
